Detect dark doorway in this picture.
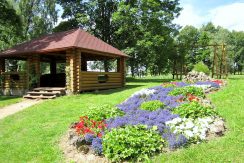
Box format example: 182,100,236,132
40,55,66,87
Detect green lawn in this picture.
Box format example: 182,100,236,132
0,76,243,162
0,96,22,108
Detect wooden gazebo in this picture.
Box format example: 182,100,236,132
0,28,128,97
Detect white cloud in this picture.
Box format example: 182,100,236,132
175,2,244,31
209,2,244,31
174,4,206,27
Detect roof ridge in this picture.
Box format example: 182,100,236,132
73,28,83,47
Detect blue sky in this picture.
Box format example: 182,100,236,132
175,0,244,31
56,0,244,31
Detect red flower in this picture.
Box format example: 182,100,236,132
97,133,102,138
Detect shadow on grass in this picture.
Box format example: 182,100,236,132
81,77,175,95
82,84,145,95
126,77,175,83
0,96,20,101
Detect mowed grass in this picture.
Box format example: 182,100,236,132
0,76,243,162
0,96,22,108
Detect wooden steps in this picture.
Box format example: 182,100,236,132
23,87,66,99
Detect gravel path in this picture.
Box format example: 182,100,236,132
0,99,42,120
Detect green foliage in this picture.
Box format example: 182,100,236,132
169,86,205,98
82,104,124,121
172,101,217,118
140,100,165,111
103,125,164,162
52,19,79,33
193,62,210,75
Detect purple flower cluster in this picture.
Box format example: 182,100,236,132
91,137,103,155
84,133,95,143
195,81,220,88
162,132,188,149
107,109,178,133
117,86,183,113
174,82,189,87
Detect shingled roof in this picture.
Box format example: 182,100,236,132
0,28,128,57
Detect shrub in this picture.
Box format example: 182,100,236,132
140,100,165,111
193,62,210,75
169,86,205,98
103,125,164,162
172,101,217,119
82,104,124,121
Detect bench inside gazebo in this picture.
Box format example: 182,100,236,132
0,28,128,99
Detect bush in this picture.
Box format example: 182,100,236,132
103,125,164,162
169,86,205,98
140,100,165,111
172,101,217,118
193,62,210,75
82,104,124,121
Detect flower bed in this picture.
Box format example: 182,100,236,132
64,80,226,162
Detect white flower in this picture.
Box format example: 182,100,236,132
184,130,194,138
199,133,206,140
185,121,194,129
193,126,199,134
131,88,156,97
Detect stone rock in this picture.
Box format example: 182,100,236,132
183,71,212,83
209,118,225,136
78,145,90,154
75,137,86,147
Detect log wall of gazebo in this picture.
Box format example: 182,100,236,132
65,48,126,94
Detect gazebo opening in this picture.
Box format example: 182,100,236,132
39,53,66,87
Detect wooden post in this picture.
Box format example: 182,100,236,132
50,59,57,75
117,58,120,72
81,54,87,71
27,54,40,89
212,45,217,78
0,58,5,74
224,45,228,78
104,60,109,72
119,57,125,87
66,48,81,94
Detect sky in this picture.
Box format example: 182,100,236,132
174,0,244,31
56,0,244,31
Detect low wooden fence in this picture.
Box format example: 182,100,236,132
80,71,122,91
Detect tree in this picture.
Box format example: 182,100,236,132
18,0,58,39
58,0,118,44
175,25,199,71
0,0,23,51
113,0,181,76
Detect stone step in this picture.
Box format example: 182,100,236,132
33,87,66,92
23,94,57,99
27,91,60,96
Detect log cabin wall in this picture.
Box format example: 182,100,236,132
79,71,122,91
79,56,125,91
1,72,28,95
